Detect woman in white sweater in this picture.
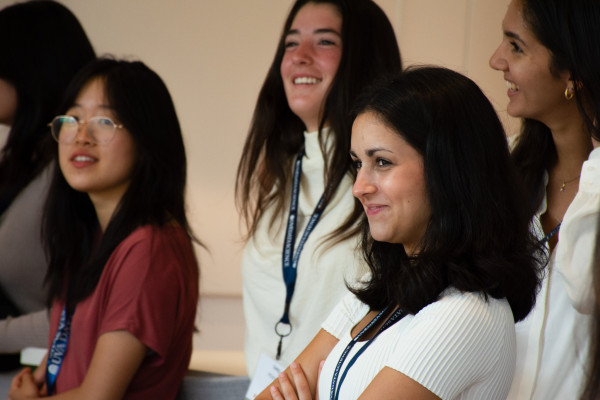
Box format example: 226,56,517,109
490,0,600,397
236,0,402,378
257,67,543,400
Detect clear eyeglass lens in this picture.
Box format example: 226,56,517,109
51,116,78,143
89,117,117,143
51,116,117,144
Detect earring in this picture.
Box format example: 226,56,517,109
565,87,574,100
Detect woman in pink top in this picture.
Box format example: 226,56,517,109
9,58,200,400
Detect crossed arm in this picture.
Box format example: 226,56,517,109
254,329,440,400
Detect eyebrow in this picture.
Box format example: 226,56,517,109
71,103,115,110
349,147,392,157
286,28,341,37
504,30,526,46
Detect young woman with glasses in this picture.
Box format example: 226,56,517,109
8,58,199,400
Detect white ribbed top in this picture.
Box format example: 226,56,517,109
319,289,516,399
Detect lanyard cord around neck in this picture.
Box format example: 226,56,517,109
275,148,327,360
330,306,406,400
540,222,561,245
46,305,74,395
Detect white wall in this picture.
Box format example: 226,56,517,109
1,0,516,354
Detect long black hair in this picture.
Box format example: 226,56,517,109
236,0,402,243
0,0,95,215
351,67,544,322
43,58,198,309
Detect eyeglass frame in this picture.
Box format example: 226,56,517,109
48,115,124,145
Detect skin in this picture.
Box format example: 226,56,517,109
280,2,342,132
9,78,147,399
350,112,430,256
9,332,146,400
257,325,440,399
489,0,572,124
254,113,439,400
57,78,137,231
489,0,593,250
255,329,337,400
0,78,17,126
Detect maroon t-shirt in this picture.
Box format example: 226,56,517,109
48,224,199,399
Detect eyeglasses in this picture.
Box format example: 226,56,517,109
48,115,124,145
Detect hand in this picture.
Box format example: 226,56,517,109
31,353,48,396
9,368,43,399
269,361,324,400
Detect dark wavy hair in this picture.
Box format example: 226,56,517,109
0,0,95,215
351,67,544,322
236,0,401,243
511,0,600,219
43,58,199,309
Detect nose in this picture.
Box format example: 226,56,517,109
292,40,313,65
73,121,93,145
352,169,376,199
489,44,507,71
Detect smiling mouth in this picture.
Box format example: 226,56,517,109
365,205,385,216
72,155,95,162
506,80,519,92
294,77,321,85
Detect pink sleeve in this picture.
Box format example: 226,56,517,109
98,228,197,359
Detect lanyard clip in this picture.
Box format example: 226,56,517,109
274,318,293,361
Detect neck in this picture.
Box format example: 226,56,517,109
89,194,121,232
545,109,592,177
551,124,592,179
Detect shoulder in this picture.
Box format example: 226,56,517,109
108,224,197,276
385,290,515,398
391,289,514,361
322,292,369,339
416,289,513,331
115,224,192,254
580,147,600,192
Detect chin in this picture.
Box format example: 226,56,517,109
506,103,525,119
369,230,393,243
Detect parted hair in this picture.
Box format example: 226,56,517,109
43,58,198,309
235,0,401,243
351,67,544,322
0,0,95,216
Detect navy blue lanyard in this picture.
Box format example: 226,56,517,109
330,307,406,400
46,306,73,395
275,148,326,360
540,222,561,245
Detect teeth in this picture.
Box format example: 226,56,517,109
506,80,519,91
73,156,94,162
294,77,320,85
